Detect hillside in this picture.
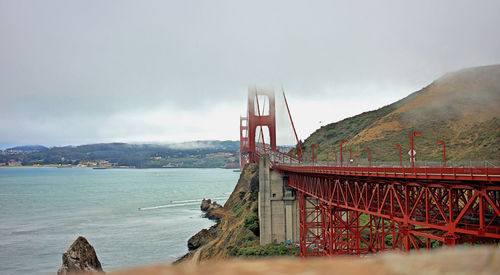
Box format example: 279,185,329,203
0,141,239,168
304,64,500,165
181,163,297,263
5,145,48,151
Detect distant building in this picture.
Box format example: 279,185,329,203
224,163,239,169
8,160,22,166
97,160,112,167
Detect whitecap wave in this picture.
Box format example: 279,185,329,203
169,199,201,204
139,196,229,211
170,197,228,204
138,202,199,211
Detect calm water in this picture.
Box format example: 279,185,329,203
0,168,239,275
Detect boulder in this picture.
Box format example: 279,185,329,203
57,236,104,275
200,199,212,211
188,228,210,251
187,224,219,251
204,209,223,221
200,199,223,221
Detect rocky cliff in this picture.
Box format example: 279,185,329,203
181,163,260,262
179,163,297,263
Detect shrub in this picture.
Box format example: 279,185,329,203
244,214,259,236
230,244,299,257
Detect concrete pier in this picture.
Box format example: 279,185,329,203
258,154,299,245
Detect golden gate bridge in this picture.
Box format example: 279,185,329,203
240,88,500,257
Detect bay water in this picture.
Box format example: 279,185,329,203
0,167,239,275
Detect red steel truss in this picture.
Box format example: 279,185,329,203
276,165,499,182
287,171,500,257
239,86,500,257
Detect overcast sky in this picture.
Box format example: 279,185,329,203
1,0,499,149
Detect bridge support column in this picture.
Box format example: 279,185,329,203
259,154,299,246
444,234,458,246
298,192,323,257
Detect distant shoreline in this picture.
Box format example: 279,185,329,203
0,165,238,169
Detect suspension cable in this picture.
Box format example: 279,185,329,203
282,87,303,162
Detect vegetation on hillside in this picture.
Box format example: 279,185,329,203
303,65,500,165
184,163,298,262
0,141,239,168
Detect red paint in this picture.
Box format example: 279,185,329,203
287,170,500,257
340,140,348,167
395,144,402,166
312,144,319,165
240,92,500,257
411,132,420,168
241,88,277,167
365,147,371,167
282,89,303,162
438,140,446,167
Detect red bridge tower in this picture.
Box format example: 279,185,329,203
240,88,276,169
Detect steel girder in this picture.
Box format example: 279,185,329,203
291,174,500,257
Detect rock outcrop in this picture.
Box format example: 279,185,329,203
177,164,262,263
188,224,219,251
200,199,223,220
57,236,104,275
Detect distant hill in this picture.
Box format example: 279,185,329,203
0,140,239,168
303,64,500,164
6,145,48,151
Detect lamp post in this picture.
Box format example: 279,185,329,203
312,144,319,165
326,152,329,166
333,150,337,166
438,140,446,167
410,132,421,168
365,147,371,167
347,149,352,166
340,140,348,167
395,144,402,166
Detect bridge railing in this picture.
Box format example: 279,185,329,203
274,163,500,182
299,160,499,168
255,143,301,165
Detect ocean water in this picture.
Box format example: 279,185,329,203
0,167,239,275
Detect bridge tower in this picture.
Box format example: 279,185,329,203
240,87,277,169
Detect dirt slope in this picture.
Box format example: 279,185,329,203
111,246,499,275
304,64,500,163
181,164,260,262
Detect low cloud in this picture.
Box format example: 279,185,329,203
1,1,499,147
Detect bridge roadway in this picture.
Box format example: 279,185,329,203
258,147,500,182
257,149,500,256
243,89,499,256
275,164,500,182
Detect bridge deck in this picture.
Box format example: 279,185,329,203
273,164,500,182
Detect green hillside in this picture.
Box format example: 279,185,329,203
0,141,240,168
303,65,500,165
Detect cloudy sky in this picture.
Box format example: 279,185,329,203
1,0,499,149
